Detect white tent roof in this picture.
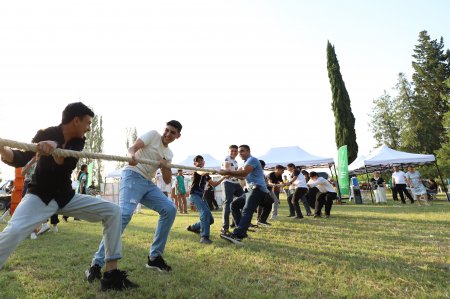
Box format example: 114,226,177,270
258,146,334,168
348,145,435,174
174,153,222,170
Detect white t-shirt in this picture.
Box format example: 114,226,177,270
294,172,308,188
307,177,335,193
124,130,173,180
392,171,407,185
222,155,239,184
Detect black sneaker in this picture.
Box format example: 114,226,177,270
100,269,139,291
186,225,200,234
85,264,102,283
220,233,243,245
221,228,229,234
287,214,295,217
145,256,172,272
200,237,213,244
294,215,304,219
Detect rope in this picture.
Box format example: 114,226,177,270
0,137,220,174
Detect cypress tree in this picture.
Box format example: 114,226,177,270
327,41,358,163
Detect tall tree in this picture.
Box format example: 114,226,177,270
409,31,450,153
369,90,401,148
435,78,450,177
327,41,358,163
82,114,104,185
116,127,137,170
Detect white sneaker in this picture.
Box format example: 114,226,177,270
53,225,58,233
37,223,50,235
30,232,37,240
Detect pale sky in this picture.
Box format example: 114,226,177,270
1,0,449,179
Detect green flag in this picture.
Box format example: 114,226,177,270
87,162,94,188
338,145,349,196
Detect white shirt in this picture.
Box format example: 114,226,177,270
222,155,239,184
307,177,335,193
124,130,173,180
294,172,308,188
392,171,407,185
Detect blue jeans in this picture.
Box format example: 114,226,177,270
189,193,214,238
233,187,267,238
92,169,177,266
222,181,244,229
1,193,122,269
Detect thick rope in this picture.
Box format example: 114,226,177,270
0,137,220,174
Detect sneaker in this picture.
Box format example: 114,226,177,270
287,214,295,217
186,225,200,234
220,233,243,245
200,237,213,244
37,223,50,235
294,215,304,219
100,269,139,291
145,256,172,272
314,214,321,218
270,215,278,220
52,225,59,233
325,215,331,218
30,232,37,240
85,264,102,283
221,228,229,234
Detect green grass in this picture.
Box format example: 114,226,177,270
0,196,449,299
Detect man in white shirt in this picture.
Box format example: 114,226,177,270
307,171,337,218
87,120,181,281
221,145,244,234
391,166,414,204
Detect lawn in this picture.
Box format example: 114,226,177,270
0,196,449,299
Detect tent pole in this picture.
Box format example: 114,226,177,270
330,164,342,202
364,165,374,204
434,160,449,201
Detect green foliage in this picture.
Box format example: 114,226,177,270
116,127,138,170
83,114,104,184
327,41,359,163
0,200,449,298
369,90,401,148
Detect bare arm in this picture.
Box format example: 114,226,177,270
220,164,253,178
207,176,226,187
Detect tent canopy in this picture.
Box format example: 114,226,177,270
258,146,334,168
349,145,435,174
174,153,222,170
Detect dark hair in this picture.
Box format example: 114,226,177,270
193,155,204,162
275,165,285,170
62,102,94,124
301,170,309,176
259,160,266,168
229,145,238,150
287,163,295,168
309,171,318,177
239,144,250,151
77,164,88,180
167,120,182,133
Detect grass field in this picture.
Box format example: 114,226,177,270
0,196,449,299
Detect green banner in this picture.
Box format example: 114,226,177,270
87,162,94,188
337,145,349,196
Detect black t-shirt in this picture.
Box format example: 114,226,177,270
190,172,212,196
370,177,384,189
4,125,85,208
267,172,283,192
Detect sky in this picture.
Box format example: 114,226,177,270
0,0,449,179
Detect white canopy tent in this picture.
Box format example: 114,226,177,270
258,146,335,168
347,145,448,203
349,145,436,174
